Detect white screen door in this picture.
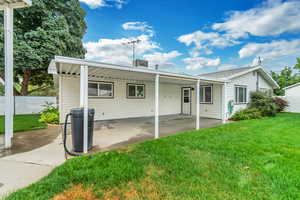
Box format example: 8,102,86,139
182,88,191,115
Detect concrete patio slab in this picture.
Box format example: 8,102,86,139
91,115,222,151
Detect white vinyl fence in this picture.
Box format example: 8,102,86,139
0,96,56,115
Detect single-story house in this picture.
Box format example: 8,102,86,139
283,82,300,113
48,56,279,151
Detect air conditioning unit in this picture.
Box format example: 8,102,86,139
134,59,149,68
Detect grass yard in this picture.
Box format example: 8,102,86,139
0,114,47,134
5,113,300,200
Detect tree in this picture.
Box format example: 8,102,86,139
271,66,299,96
294,57,300,71
0,0,87,95
0,84,3,96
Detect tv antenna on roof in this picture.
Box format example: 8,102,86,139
258,56,262,66
123,39,141,67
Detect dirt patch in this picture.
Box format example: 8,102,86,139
117,145,135,153
102,165,164,200
53,185,99,200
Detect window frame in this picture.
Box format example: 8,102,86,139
200,85,213,104
235,85,247,104
88,81,114,99
126,83,146,99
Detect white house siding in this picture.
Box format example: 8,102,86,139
226,71,273,115
191,83,223,119
258,74,270,90
59,76,184,123
285,85,300,113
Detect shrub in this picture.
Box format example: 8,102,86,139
39,112,59,124
39,102,59,124
230,108,262,121
273,97,288,112
249,91,278,117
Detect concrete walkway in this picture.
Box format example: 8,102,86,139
0,127,64,197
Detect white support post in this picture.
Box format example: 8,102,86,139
155,74,160,139
4,7,14,149
222,83,227,124
80,67,85,108
196,80,200,130
80,65,89,153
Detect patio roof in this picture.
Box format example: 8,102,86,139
48,56,227,84
0,0,31,9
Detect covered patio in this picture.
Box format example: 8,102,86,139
49,56,228,153
72,115,223,152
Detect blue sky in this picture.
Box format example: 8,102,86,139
79,0,300,75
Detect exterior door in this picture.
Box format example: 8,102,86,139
182,88,191,115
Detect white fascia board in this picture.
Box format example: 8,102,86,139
225,66,279,89
49,56,227,83
283,82,300,90
258,67,280,89
198,76,229,84
48,60,57,75
0,0,31,9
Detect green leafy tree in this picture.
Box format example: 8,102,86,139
0,0,87,95
294,58,300,70
271,66,299,96
0,83,4,96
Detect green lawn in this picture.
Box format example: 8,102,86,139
0,114,47,134
5,113,300,200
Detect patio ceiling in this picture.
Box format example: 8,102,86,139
0,0,31,9
49,56,227,85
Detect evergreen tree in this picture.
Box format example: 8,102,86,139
0,0,87,95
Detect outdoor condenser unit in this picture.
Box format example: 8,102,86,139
134,59,149,67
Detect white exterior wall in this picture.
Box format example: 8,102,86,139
58,70,275,123
59,77,224,122
285,85,300,113
258,75,271,90
226,71,273,116
59,76,183,123
191,83,223,119
0,96,56,115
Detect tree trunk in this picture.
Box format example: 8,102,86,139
20,69,31,96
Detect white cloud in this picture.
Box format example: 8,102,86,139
143,51,181,68
183,57,221,70
177,30,239,56
83,21,181,67
239,39,300,60
213,0,300,38
79,0,126,9
122,22,154,36
84,34,159,65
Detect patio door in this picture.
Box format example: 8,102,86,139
182,87,191,115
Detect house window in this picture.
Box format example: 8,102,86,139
127,84,145,99
235,85,247,104
200,85,213,104
88,82,114,98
